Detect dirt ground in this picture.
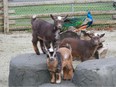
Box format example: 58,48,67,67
0,30,116,87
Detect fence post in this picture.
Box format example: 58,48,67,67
3,0,9,33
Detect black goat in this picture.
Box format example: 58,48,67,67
31,14,68,55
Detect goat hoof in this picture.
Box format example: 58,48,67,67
63,79,66,81
67,79,71,81
51,79,56,84
50,81,55,84
56,80,61,84
63,78,71,81
43,52,46,54
36,52,40,55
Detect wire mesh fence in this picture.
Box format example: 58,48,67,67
8,0,116,31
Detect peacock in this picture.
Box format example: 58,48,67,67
113,2,116,10
62,11,93,32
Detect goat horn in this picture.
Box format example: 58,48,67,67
52,48,57,59
43,42,51,58
63,15,68,20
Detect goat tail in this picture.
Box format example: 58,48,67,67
31,15,37,24
65,43,72,52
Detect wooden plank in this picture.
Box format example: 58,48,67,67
94,20,116,25
3,0,9,33
9,11,116,20
8,10,15,14
8,0,113,7
0,0,3,32
0,20,15,25
0,16,3,20
0,10,15,14
9,20,16,25
9,20,116,30
9,26,31,30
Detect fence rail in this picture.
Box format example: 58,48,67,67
1,0,116,33
9,11,116,19
8,0,113,7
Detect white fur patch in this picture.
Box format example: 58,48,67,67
64,54,69,59
49,48,53,52
94,33,99,36
57,16,62,20
55,30,60,39
56,79,61,84
32,15,37,19
48,43,54,52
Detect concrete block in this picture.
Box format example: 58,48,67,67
73,57,116,87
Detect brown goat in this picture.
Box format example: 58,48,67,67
81,30,106,59
59,33,105,62
31,14,68,55
59,30,105,59
44,44,73,84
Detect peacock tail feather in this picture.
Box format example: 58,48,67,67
62,11,93,32
62,17,85,31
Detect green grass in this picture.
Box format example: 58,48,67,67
10,2,114,15
9,2,115,28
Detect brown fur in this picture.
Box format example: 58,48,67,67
59,33,105,62
47,47,73,84
81,30,104,59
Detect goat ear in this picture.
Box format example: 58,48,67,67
81,30,89,36
50,14,55,20
55,45,59,51
63,15,68,20
100,33,105,38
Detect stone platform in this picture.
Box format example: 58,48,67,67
9,53,116,87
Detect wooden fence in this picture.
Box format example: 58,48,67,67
1,0,116,33
0,0,3,32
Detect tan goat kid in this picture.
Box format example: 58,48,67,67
44,44,74,84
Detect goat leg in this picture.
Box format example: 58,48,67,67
40,40,46,54
81,57,86,62
94,51,99,59
56,73,61,84
68,69,73,80
64,65,73,80
50,72,55,84
67,64,74,80
63,67,68,80
32,41,40,55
